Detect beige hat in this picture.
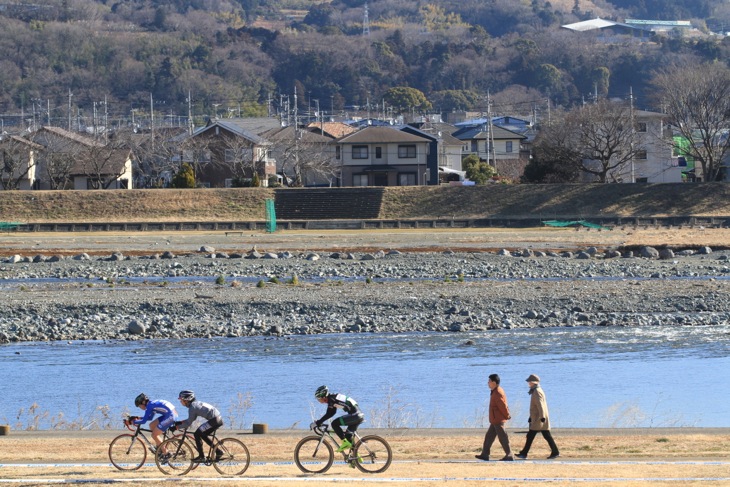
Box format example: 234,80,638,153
525,374,540,382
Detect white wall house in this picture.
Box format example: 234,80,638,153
337,126,432,186
615,110,681,183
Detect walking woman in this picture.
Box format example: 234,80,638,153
515,374,560,460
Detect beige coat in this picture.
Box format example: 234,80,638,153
528,385,550,431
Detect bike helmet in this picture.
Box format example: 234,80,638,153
315,385,328,398
178,390,196,402
134,393,149,407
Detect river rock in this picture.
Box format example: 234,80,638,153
128,320,146,335
640,246,659,259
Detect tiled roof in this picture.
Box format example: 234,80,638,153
307,122,357,139
338,126,431,144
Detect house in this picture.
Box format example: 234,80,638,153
70,148,134,189
21,126,133,190
453,123,528,179
607,110,681,183
259,125,339,186
336,126,432,186
180,119,274,187
407,121,465,174
0,136,42,190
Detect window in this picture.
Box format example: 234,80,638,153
224,149,236,163
352,145,368,159
506,141,513,153
353,174,368,186
398,173,416,186
398,145,416,158
375,147,382,159
635,150,647,160
636,122,647,133
635,177,648,183
336,146,341,160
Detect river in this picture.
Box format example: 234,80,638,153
3,326,729,430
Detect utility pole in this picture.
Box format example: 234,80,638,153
150,93,154,148
629,86,635,183
187,90,193,135
104,95,108,143
486,91,495,166
68,89,73,131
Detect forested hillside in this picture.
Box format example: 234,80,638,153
1,0,729,128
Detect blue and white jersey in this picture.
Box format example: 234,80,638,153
134,399,178,425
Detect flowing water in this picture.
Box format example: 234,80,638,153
3,325,729,430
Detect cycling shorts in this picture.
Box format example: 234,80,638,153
158,415,176,432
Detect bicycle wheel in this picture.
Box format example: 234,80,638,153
213,438,250,476
353,435,392,474
294,436,334,474
108,434,146,471
155,437,194,476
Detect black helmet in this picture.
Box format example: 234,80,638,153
315,385,328,398
134,393,149,407
178,390,195,402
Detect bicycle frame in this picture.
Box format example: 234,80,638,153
312,424,362,461
124,421,179,451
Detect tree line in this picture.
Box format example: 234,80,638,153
1,0,730,126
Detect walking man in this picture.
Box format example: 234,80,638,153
516,374,560,460
475,373,514,461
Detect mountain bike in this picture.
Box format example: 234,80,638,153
108,417,194,471
155,428,250,476
294,423,392,474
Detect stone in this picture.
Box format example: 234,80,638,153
640,246,659,259
200,246,215,253
658,248,675,260
128,320,146,335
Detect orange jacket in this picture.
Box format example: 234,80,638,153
489,386,511,425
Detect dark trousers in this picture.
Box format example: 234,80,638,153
332,412,364,442
520,429,559,456
481,423,512,458
194,417,223,457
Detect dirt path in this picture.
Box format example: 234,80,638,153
2,226,730,256
1,429,728,486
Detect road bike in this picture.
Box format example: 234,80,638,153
108,417,194,471
294,423,392,474
155,428,250,476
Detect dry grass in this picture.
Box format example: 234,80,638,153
3,184,730,224
0,431,728,486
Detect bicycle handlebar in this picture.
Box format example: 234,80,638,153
312,423,330,436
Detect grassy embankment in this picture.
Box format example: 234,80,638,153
2,184,730,223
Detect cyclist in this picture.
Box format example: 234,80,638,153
127,393,178,451
175,390,224,463
311,385,364,453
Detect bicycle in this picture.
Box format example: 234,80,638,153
294,423,392,474
154,427,250,476
108,416,195,471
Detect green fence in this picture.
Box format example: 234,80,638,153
265,199,276,233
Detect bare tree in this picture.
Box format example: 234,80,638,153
651,62,730,182
126,128,186,188
217,132,258,184
0,136,38,190
76,134,132,189
566,99,642,183
267,127,338,186
28,131,84,190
